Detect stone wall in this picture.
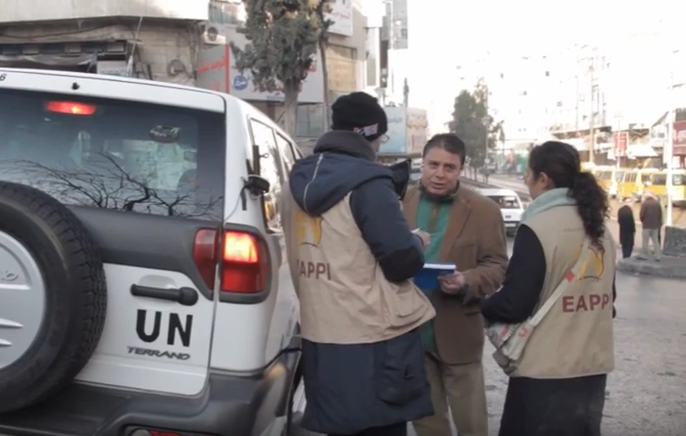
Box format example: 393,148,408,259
663,225,686,257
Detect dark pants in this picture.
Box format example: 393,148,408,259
621,243,634,258
498,374,606,436
329,422,407,436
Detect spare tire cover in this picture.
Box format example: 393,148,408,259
0,181,107,413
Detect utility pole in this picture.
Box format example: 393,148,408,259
588,53,595,164
483,114,491,183
665,49,680,226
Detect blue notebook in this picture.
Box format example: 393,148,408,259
413,263,456,289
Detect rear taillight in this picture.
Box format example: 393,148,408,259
193,229,220,289
192,229,270,296
221,231,269,293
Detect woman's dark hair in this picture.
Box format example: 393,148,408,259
422,133,466,165
529,141,609,245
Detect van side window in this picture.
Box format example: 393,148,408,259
249,119,283,232
275,133,297,175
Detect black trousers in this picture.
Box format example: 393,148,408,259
621,243,634,258
328,422,407,436
499,374,606,436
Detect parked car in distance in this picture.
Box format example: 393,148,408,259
479,188,525,236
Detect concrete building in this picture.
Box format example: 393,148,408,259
0,0,206,85
193,0,384,153
379,0,408,106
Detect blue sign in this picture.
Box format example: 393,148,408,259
233,75,248,90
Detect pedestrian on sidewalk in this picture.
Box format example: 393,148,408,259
481,141,617,436
403,133,508,436
638,191,663,261
281,92,435,436
617,198,636,258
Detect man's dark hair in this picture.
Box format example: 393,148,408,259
422,133,466,166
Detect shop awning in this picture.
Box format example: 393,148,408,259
0,53,97,69
626,144,658,158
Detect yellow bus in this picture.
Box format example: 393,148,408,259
644,170,686,205
634,168,661,201
617,169,640,201
594,166,621,199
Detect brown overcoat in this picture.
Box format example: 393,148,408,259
403,186,508,364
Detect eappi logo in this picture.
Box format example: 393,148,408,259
295,209,323,247
575,243,605,280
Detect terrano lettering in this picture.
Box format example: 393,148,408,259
127,346,190,361
561,293,610,313
298,260,331,280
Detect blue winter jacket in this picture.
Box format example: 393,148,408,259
288,130,434,434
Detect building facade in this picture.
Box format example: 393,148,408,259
0,0,206,84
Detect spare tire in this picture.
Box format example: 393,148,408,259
0,182,107,413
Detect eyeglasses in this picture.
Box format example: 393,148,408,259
379,134,389,143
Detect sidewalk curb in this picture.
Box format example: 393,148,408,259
616,257,686,278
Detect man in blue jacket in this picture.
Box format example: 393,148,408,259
281,92,435,436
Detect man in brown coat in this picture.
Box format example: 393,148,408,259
403,134,508,436
638,191,663,261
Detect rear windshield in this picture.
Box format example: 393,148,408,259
486,195,521,209
0,89,225,220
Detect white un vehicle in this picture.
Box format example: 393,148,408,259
479,188,525,236
0,69,308,436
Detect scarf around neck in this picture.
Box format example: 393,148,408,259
520,187,576,223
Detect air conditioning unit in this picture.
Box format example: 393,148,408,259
200,24,226,45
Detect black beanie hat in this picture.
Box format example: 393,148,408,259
331,92,388,141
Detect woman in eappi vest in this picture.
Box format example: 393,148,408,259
481,141,617,436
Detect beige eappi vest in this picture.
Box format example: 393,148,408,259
512,205,616,379
281,189,435,344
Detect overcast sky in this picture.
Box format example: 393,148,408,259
405,0,679,130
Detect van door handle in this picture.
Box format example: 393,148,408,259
130,284,199,306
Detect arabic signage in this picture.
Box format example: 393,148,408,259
674,120,686,155
378,107,427,155
326,0,353,37
195,24,324,103
612,131,628,156
407,108,428,154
